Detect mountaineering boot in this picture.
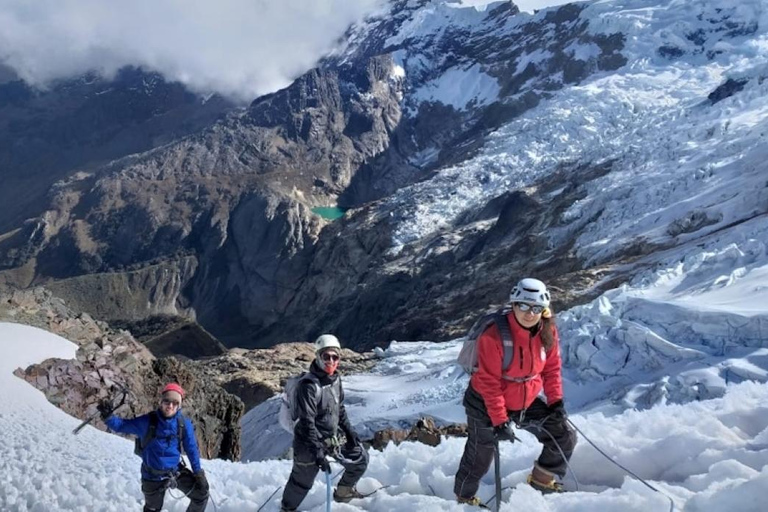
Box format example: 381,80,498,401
456,495,490,509
333,485,364,503
527,463,563,494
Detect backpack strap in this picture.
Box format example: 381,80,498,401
140,411,159,452
177,414,185,455
303,372,323,406
494,314,515,373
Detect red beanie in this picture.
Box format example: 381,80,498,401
162,382,185,398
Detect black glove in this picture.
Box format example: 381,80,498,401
493,421,516,442
97,399,113,420
316,456,331,473
548,400,567,421
194,470,209,492
344,430,360,449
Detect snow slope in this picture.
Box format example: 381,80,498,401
3,322,768,511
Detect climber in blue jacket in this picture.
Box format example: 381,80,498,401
101,382,209,512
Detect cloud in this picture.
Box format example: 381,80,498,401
0,0,385,102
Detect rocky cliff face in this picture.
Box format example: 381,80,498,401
0,53,408,346
2,288,244,460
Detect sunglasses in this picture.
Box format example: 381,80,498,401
514,302,545,314
161,398,180,407
321,353,340,362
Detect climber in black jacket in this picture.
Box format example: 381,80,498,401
280,334,369,512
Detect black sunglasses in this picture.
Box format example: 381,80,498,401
161,398,180,407
514,302,545,314
321,352,340,362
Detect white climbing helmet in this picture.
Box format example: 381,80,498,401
314,334,341,353
510,278,551,307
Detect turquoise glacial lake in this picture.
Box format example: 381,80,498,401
311,207,347,220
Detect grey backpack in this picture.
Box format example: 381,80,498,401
278,372,321,433
457,309,515,374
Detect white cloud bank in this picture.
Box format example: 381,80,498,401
0,0,385,102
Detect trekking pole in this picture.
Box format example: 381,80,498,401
325,470,332,512
493,440,501,512
72,387,128,435
255,486,282,512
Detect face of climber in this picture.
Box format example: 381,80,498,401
160,391,182,418
319,349,340,375
513,302,544,328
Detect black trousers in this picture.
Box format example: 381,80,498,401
281,443,369,511
142,467,209,512
454,386,576,499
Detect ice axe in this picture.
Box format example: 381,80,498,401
72,385,128,435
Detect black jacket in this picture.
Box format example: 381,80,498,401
294,361,355,457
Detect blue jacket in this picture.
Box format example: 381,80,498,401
106,409,203,480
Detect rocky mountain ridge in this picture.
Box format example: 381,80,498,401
0,0,628,349
1,0,763,353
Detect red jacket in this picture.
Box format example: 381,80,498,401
470,313,563,426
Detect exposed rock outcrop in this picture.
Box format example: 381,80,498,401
370,416,468,451
2,287,243,460
0,67,234,233
112,315,229,360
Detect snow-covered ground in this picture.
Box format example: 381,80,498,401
3,321,768,511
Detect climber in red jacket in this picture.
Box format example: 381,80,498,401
454,278,576,505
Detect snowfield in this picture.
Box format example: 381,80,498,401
5,309,766,511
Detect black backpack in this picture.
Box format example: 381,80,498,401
134,411,185,457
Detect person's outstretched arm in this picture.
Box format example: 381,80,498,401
105,413,149,437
